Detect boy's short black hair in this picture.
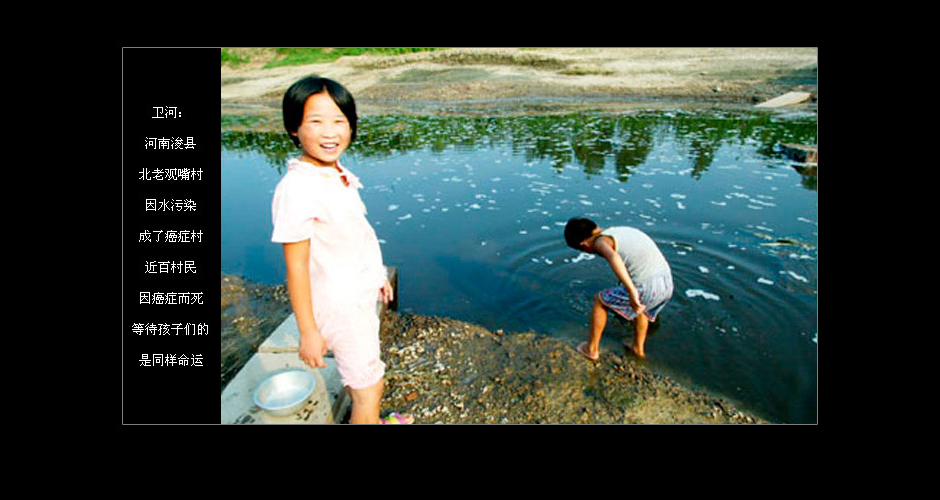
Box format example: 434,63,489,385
564,217,597,249
282,75,358,148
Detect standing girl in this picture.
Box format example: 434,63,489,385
272,76,412,424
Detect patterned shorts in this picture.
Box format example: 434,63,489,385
598,274,673,322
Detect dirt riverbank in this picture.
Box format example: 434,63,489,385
221,47,817,118
221,274,766,424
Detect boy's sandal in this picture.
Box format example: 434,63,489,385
576,342,600,361
380,412,414,425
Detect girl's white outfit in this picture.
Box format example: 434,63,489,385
271,158,387,389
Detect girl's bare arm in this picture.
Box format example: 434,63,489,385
283,240,328,368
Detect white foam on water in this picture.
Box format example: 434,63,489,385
388,204,399,211
757,277,774,285
570,253,596,263
670,193,687,199
685,289,720,301
579,200,593,206
698,266,709,274
786,271,809,283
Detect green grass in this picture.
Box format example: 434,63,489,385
221,48,439,68
267,48,437,68
220,48,250,67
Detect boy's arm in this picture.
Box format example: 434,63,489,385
593,237,646,314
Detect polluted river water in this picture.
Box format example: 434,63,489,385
221,109,817,423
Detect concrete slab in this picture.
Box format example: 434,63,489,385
755,91,812,108
220,355,337,424
220,267,397,424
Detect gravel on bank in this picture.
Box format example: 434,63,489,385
221,274,766,424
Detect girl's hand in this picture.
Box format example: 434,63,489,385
379,279,394,305
299,330,328,369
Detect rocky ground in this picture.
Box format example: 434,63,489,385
221,274,766,424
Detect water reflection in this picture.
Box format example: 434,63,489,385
221,111,817,189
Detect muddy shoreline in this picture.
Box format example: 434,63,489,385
221,273,766,423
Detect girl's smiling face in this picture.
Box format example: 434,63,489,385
292,91,351,167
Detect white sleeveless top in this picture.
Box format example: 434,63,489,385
599,226,671,285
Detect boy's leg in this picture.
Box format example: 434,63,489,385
631,313,649,358
585,293,608,358
348,378,384,424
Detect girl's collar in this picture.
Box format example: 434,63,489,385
287,158,361,188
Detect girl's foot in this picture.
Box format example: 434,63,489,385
380,412,414,424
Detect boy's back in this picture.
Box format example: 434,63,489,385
600,226,671,284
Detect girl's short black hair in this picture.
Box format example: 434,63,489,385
564,217,597,249
282,75,358,147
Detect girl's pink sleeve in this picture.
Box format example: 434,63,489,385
271,180,327,243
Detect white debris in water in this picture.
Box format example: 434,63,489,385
786,271,809,283
388,204,399,211
519,230,528,235
677,202,686,210
710,201,727,207
670,193,687,199
570,253,596,263
757,277,774,285
397,213,412,221
541,226,551,231
578,200,593,206
698,266,709,274
685,289,720,301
